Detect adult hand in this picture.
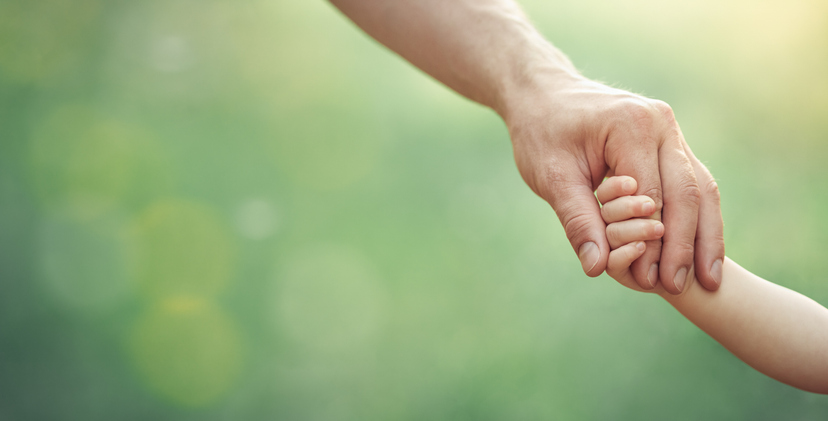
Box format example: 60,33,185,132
330,0,723,293
502,74,723,294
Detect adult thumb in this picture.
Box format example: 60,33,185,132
543,172,609,277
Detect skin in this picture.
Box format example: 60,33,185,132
329,0,724,293
600,176,828,394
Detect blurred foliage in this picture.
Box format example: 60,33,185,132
1,0,828,419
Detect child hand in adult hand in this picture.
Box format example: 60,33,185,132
596,175,673,292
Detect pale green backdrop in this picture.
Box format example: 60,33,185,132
1,0,828,419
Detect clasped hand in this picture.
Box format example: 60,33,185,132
503,75,723,294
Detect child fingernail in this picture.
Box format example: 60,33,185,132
636,242,646,252
623,179,635,193
642,201,654,214
653,222,664,237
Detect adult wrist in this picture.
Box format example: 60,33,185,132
494,62,585,125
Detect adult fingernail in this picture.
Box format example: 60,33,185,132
648,263,658,288
578,242,600,274
674,267,688,293
711,259,723,286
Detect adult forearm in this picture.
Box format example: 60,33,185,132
328,0,580,116
660,258,828,394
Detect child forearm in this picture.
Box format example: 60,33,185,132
659,257,828,394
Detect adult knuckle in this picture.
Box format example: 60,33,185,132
675,177,701,206
561,210,594,244
651,100,676,124
668,239,696,262
641,186,663,211
678,241,696,259
621,101,656,133
605,109,659,168
703,178,721,203
707,234,726,252
619,99,676,134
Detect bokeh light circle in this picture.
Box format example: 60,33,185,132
129,298,243,407
29,105,171,218
234,198,279,241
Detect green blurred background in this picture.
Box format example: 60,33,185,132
1,0,828,419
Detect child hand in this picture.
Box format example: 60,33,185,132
597,176,664,292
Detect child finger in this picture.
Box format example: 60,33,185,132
601,195,657,223
596,176,637,205
607,218,664,249
607,241,646,276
